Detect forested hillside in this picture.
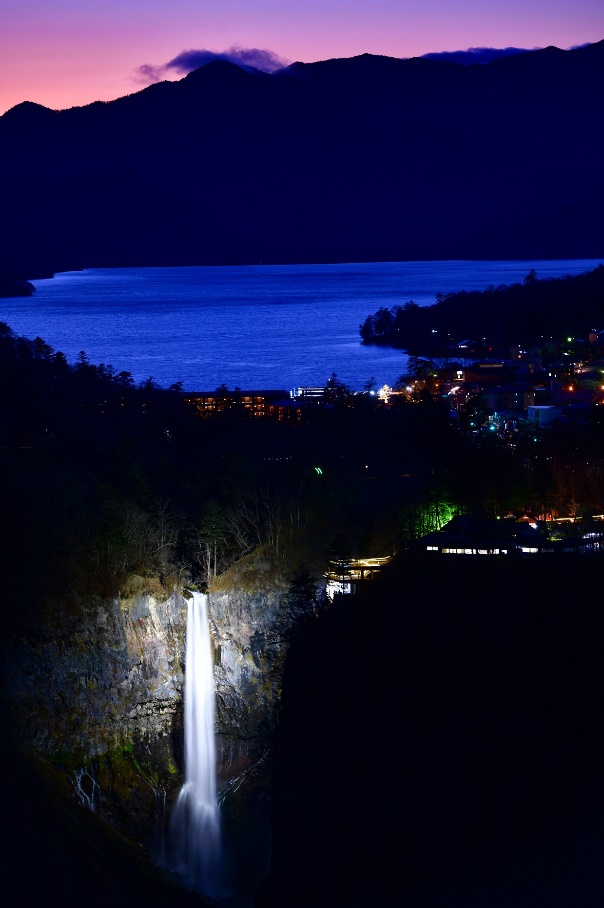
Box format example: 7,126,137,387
360,264,604,353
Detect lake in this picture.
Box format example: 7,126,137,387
2,259,601,391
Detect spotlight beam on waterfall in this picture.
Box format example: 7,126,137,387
171,592,223,895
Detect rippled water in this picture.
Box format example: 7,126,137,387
1,259,600,390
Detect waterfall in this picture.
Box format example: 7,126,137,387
171,592,223,895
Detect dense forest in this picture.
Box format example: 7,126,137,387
3,315,604,640
360,264,604,354
0,323,454,626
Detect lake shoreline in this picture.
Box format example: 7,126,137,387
2,259,600,391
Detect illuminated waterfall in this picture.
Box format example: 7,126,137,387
171,592,223,895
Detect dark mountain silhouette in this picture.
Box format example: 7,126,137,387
0,41,602,276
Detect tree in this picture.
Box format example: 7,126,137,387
149,499,179,576
406,357,435,380
324,372,353,405
397,498,455,547
32,337,54,360
458,392,489,434
198,501,227,582
0,268,35,297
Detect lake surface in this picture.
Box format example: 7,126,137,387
2,259,601,391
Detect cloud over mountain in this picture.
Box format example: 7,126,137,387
136,45,291,83
420,46,535,65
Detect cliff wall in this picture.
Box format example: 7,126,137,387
5,591,187,756
5,579,287,756
2,567,291,891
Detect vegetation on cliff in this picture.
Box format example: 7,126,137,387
1,741,200,908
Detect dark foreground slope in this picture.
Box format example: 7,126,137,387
258,553,604,907
0,743,201,908
1,41,602,275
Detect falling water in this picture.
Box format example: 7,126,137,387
171,592,223,895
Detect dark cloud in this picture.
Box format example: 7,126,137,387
135,45,290,84
420,47,536,65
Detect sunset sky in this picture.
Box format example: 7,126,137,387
1,0,602,114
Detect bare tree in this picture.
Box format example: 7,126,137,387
198,501,228,582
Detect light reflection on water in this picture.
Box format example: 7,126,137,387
1,259,600,390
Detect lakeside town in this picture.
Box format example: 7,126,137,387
181,285,604,571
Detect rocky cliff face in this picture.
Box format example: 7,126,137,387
210,571,292,897
6,591,187,756
6,580,287,757
213,584,288,776
3,566,291,891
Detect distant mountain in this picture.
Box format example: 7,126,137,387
1,41,602,275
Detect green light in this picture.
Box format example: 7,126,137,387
314,466,323,475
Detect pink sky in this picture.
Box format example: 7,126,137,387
1,0,602,114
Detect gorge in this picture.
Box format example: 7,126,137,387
2,573,293,905
6,551,604,907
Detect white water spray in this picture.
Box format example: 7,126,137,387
171,592,223,895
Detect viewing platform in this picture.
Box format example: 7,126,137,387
325,556,392,598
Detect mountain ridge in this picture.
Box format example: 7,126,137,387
1,41,602,275
4,41,601,119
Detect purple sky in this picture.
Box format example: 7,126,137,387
1,0,602,114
